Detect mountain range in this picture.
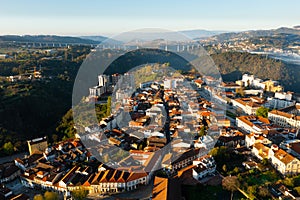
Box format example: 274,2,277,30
0,35,100,44
0,26,299,45
205,26,300,43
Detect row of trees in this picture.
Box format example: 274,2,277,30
33,188,88,200
33,191,58,200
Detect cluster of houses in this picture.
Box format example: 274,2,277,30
13,138,161,197
73,74,227,198
14,75,226,197
14,137,218,198
4,71,300,199
79,72,300,198
195,73,300,177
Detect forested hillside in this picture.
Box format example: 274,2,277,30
211,52,298,92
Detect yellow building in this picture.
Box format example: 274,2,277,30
264,80,283,92
27,137,48,155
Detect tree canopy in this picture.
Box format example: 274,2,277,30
3,142,14,155
256,107,269,118
71,187,89,200
222,176,240,200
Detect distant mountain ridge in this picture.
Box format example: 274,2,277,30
81,29,227,43
1,26,300,46
179,29,226,39
206,27,300,43
80,36,122,45
0,35,101,44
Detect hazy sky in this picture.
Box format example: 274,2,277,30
1,0,299,36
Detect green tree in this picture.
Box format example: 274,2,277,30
14,141,22,152
283,177,294,187
222,176,240,200
294,175,300,186
262,158,269,166
44,191,59,200
52,134,58,143
247,185,257,197
106,96,111,116
232,167,239,174
3,142,14,155
222,164,227,173
256,107,269,118
257,186,270,198
33,194,44,200
71,187,89,200
294,186,300,195
198,126,205,137
56,109,76,139
209,146,230,174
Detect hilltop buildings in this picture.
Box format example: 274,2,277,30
236,74,283,92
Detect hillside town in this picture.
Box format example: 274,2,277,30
2,69,300,200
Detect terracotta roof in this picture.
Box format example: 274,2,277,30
152,177,168,200
116,171,127,183
250,96,265,103
172,148,201,165
274,149,296,165
100,170,114,182
177,165,195,177
238,115,270,127
221,82,240,87
109,170,119,182
290,142,300,155
246,101,260,108
82,174,95,186
60,166,79,184
237,116,254,127
269,110,293,119
194,79,203,84
152,176,181,200
253,143,269,158
91,171,105,184
233,98,247,106
127,171,147,182
201,111,211,117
